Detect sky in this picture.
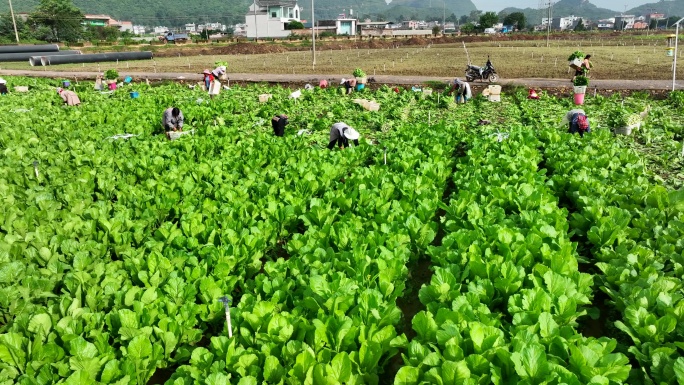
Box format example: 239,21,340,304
473,0,653,12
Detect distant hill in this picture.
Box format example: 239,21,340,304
627,0,684,18
0,0,476,27
501,0,617,25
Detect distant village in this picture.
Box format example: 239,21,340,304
13,1,672,41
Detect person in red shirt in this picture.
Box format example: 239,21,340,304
202,70,214,92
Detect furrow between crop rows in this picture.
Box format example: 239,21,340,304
392,98,631,384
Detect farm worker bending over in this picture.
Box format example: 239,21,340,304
162,107,184,139
564,109,591,138
271,114,289,137
447,78,472,103
0,78,7,95
212,65,227,80
202,69,214,91
208,66,225,98
57,88,80,106
328,122,360,150
341,78,357,94
319,79,328,88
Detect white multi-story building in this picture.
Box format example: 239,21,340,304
614,15,636,29
551,15,580,30
153,26,169,34
132,25,146,35
184,23,196,33
245,0,302,38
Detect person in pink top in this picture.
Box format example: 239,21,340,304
57,88,80,106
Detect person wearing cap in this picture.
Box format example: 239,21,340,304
57,88,81,106
271,114,289,137
446,78,472,103
319,79,328,89
564,109,591,137
0,78,7,95
328,122,360,150
341,78,357,94
162,107,184,139
202,69,214,92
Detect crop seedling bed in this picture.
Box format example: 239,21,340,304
0,77,683,385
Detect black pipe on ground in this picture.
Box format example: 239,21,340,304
0,50,80,64
41,52,153,66
0,44,60,54
27,52,83,66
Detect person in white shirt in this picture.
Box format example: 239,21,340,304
328,122,360,149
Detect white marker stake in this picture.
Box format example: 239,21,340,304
218,297,234,337
226,307,233,338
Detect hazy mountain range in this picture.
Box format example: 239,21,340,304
0,0,681,26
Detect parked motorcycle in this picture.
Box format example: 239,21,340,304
465,57,499,82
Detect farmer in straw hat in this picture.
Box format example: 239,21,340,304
563,108,591,138
57,87,81,106
327,122,360,150
202,69,214,92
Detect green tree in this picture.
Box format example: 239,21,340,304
83,25,120,41
479,11,498,29
432,25,441,35
574,18,586,31
460,23,475,35
29,0,83,42
0,13,32,41
459,15,468,24
665,16,682,28
447,13,458,23
503,12,526,30
286,20,304,29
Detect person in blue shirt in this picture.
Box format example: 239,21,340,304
565,109,591,137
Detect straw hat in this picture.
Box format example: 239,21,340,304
0,78,6,84
344,127,359,140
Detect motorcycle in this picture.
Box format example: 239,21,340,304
465,57,499,82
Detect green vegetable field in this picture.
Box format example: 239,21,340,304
1,78,684,385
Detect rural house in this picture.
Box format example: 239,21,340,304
245,0,302,38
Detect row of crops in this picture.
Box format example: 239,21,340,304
1,77,684,384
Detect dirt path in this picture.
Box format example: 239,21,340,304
1,69,681,90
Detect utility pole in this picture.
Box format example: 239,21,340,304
8,0,20,44
673,17,684,91
546,0,552,48
442,0,445,34
253,0,259,40
311,0,316,66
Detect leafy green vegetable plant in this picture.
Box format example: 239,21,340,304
353,68,366,78
104,69,119,80
573,75,589,87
